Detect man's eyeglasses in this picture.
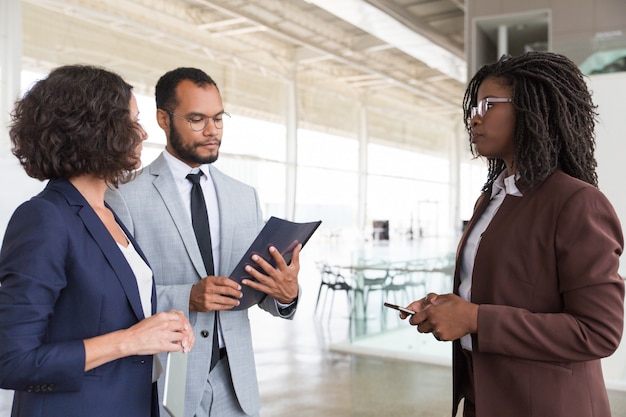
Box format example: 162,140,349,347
168,111,231,131
471,98,513,119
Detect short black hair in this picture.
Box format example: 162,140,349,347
463,52,598,192
9,64,141,186
155,67,218,111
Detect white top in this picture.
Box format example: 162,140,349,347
117,235,153,319
459,171,522,350
116,228,161,381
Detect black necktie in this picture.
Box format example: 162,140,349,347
186,171,220,370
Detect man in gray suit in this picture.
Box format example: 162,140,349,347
106,67,301,417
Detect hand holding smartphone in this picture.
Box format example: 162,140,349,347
383,302,415,315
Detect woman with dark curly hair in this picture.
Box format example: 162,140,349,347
401,52,624,417
0,65,194,417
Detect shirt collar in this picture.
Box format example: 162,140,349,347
163,149,210,181
491,170,523,198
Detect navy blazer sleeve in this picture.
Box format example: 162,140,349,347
0,198,86,391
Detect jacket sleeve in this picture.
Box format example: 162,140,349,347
476,186,624,362
0,200,86,391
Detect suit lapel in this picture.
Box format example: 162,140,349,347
48,179,146,321
150,154,208,279
208,165,234,277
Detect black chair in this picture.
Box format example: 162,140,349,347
314,262,353,317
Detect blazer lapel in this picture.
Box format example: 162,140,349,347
150,154,208,279
209,165,235,277
454,191,491,292
49,179,146,320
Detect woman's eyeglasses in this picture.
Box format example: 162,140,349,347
470,98,513,119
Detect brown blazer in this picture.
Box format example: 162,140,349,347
453,170,624,417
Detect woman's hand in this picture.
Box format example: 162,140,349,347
123,310,195,355
402,293,479,342
83,310,195,371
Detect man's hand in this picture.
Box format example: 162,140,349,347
241,243,302,304
189,275,243,312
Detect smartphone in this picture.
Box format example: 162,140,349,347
383,302,415,315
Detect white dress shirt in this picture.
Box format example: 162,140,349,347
459,171,522,350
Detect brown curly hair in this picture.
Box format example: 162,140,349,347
462,52,598,192
9,65,142,187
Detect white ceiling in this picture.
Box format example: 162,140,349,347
20,0,468,153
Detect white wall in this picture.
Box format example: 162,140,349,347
590,71,626,390
593,71,626,251
0,152,46,242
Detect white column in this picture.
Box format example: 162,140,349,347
449,122,464,237
284,73,298,221
497,24,508,58
357,99,368,234
1,0,22,150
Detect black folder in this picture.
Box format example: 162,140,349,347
229,216,322,310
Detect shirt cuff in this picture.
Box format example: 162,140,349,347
277,296,298,313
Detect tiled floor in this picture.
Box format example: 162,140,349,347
251,238,626,416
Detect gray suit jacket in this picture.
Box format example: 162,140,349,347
106,153,299,416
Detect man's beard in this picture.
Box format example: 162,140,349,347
169,121,219,165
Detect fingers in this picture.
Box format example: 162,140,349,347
167,310,195,352
248,243,302,276
405,294,478,342
129,312,186,355
189,276,242,312
154,310,195,353
286,242,302,269
241,245,299,304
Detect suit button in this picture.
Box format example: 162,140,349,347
201,330,209,338
26,386,34,392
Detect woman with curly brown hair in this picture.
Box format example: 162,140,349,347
0,65,194,417
401,52,624,417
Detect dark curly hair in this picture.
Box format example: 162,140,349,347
9,65,142,187
462,52,598,192
155,67,218,112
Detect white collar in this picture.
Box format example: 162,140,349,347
163,149,210,181
491,171,523,198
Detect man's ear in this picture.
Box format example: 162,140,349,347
156,109,170,131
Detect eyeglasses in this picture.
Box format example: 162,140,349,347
167,111,230,131
471,98,513,119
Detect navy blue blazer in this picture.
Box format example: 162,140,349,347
0,179,158,417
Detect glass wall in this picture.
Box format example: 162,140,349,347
139,108,464,240
367,144,451,239
296,130,359,233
